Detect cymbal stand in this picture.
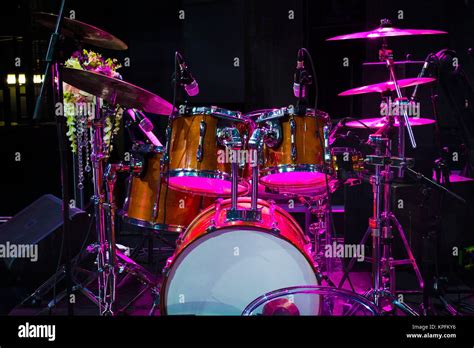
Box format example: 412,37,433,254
102,161,160,314
378,21,417,177
339,134,422,315
89,98,116,315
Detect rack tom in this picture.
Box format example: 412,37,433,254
167,106,250,196
250,107,331,191
123,144,205,233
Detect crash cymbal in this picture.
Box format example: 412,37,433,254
327,27,447,41
62,68,172,115
346,117,436,129
338,77,436,96
33,12,128,51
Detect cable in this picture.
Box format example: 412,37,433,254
161,52,180,226
301,48,319,110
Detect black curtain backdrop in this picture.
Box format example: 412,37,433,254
0,0,474,214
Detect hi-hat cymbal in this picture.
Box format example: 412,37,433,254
327,27,447,41
346,117,436,129
33,12,128,51
62,68,172,115
338,77,436,96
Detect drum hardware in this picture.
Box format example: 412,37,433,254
226,125,262,222
31,6,137,315
197,120,206,162
345,116,436,129
379,35,416,178
308,198,332,273
103,162,160,314
333,19,444,179
123,144,204,233
55,62,174,314
329,23,461,314
125,109,163,147
254,106,331,192
242,286,380,316
290,116,297,161
166,106,249,196
217,127,243,149
338,134,422,315
31,0,75,315
160,197,320,315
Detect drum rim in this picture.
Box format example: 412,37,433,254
121,214,186,233
176,105,245,122
260,180,340,198
242,285,380,316
131,143,164,154
160,224,318,316
165,169,250,196
330,147,361,155
253,106,328,123
260,163,327,177
166,168,231,180
244,108,282,120
181,197,306,244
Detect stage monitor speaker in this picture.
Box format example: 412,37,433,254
0,194,91,291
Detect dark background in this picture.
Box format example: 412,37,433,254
0,0,474,214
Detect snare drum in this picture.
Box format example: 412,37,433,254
252,107,331,191
123,144,204,233
160,197,319,315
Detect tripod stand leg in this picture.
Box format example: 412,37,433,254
390,293,420,316
338,226,371,289
390,214,424,289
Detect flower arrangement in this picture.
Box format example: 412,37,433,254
63,49,123,153
63,50,123,189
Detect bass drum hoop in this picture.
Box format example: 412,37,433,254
160,200,318,315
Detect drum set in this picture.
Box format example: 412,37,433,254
33,12,462,316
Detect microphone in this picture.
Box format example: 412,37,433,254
293,48,307,98
125,109,162,147
411,53,434,101
329,118,348,145
176,52,199,97
126,109,154,132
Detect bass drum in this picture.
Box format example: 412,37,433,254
160,197,319,315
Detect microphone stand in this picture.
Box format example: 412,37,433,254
31,0,74,316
